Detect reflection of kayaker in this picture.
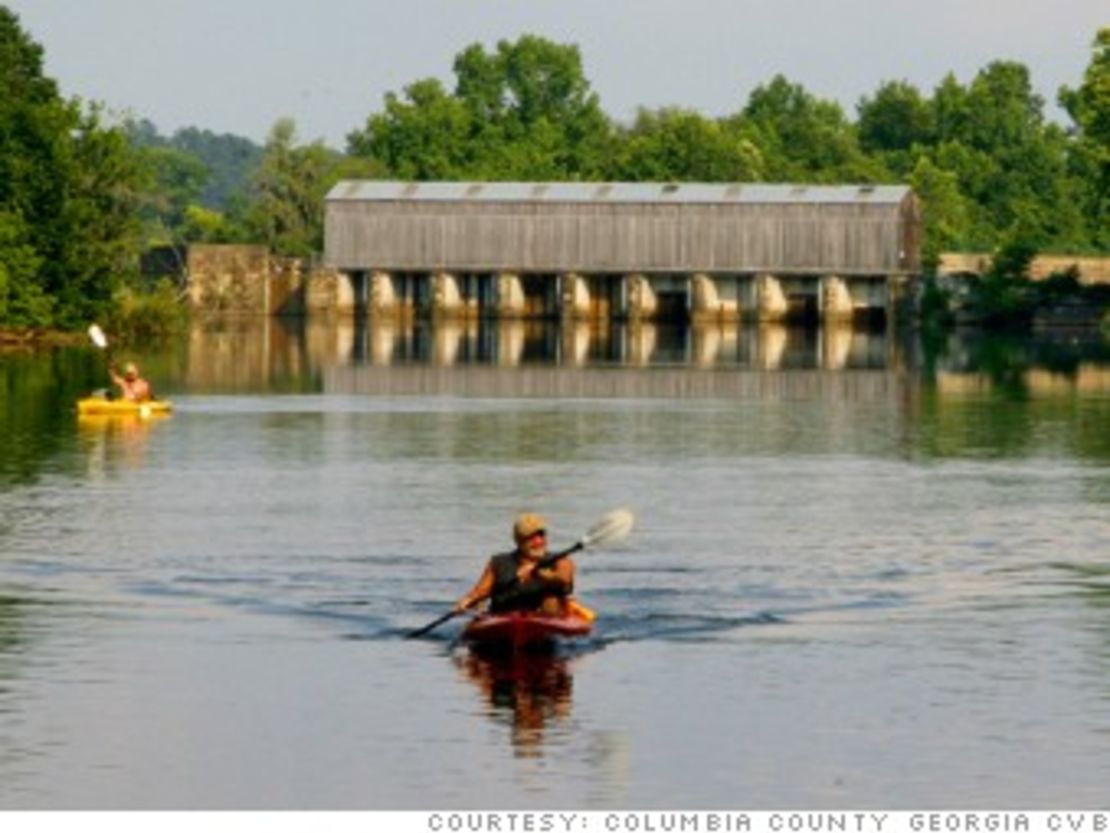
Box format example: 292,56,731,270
405,508,634,641
456,650,574,757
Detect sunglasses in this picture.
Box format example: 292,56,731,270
524,529,547,541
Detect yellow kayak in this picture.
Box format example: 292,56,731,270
77,397,173,417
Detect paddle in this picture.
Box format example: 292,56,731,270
405,507,635,639
88,323,109,351
87,323,116,368
86,323,116,396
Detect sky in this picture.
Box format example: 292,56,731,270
6,0,1107,149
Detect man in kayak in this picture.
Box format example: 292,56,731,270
110,361,153,402
454,513,575,616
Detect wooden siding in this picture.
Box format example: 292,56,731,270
325,190,920,276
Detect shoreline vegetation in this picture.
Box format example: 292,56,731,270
1,10,1108,341
917,243,1110,335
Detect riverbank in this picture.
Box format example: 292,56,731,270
0,328,88,350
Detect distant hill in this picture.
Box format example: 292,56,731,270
127,119,263,211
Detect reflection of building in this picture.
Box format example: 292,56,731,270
937,366,1110,396
185,317,309,391
184,316,902,388
821,324,853,370
755,324,788,370
455,650,575,758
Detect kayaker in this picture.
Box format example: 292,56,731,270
454,513,576,616
110,361,153,403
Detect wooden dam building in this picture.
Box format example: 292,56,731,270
323,181,922,323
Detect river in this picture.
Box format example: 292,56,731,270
1,318,1109,809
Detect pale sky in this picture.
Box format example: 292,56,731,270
7,0,1106,148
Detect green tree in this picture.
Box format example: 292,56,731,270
926,63,1087,250
137,145,210,241
0,8,145,328
458,35,611,178
54,104,146,324
611,107,763,181
167,126,263,210
856,80,934,176
348,35,613,180
0,210,48,325
180,204,239,243
1059,28,1110,248
348,79,472,179
909,156,970,273
732,75,885,182
248,119,381,257
1,7,69,326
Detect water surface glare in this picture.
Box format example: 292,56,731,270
1,322,1109,808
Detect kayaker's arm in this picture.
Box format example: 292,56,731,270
491,559,574,610
454,562,495,612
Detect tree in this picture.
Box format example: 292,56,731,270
1,7,69,326
857,80,934,174
348,35,613,180
454,35,612,178
137,145,210,239
0,210,49,325
0,8,145,328
611,107,762,182
248,119,381,257
731,75,884,182
166,127,263,210
925,62,1087,250
1059,28,1110,248
909,156,970,273
347,79,472,179
53,104,146,324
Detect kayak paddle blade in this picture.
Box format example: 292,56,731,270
88,324,108,350
580,507,635,550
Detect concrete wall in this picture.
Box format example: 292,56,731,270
187,245,270,314
938,253,1110,285
187,244,344,316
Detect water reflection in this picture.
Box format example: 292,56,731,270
172,315,1110,388
188,318,898,380
76,412,171,474
454,649,576,758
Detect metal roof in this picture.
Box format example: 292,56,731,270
326,180,912,205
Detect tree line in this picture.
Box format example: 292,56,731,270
1,6,1107,331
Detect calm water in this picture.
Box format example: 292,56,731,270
1,319,1109,809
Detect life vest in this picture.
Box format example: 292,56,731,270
488,550,573,613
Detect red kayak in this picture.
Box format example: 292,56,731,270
462,606,595,650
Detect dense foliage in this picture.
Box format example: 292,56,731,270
1,7,144,329
1,6,1108,331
